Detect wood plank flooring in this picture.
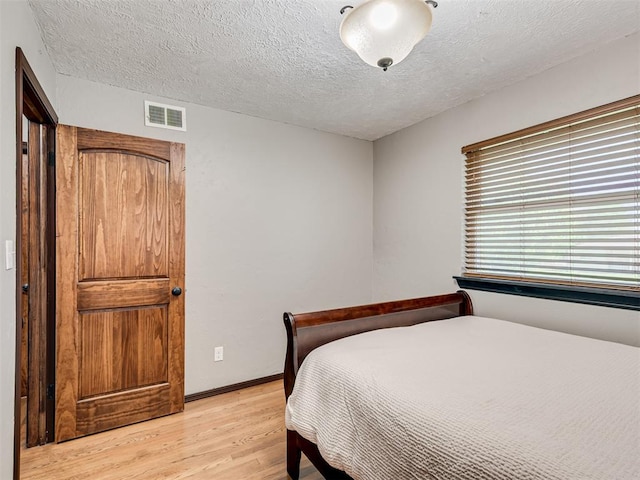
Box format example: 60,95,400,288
21,381,322,480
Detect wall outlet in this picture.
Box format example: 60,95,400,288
214,346,224,362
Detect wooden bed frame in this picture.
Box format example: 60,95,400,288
282,291,473,480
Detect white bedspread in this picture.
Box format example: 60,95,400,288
285,316,640,479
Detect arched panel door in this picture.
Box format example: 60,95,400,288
55,126,185,441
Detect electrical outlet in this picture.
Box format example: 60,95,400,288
214,346,224,362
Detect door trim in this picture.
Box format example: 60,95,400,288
15,47,58,480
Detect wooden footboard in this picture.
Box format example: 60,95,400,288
282,290,473,479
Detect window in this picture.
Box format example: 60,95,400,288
456,96,639,310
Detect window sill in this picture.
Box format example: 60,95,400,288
453,276,639,311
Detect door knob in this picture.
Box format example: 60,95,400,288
22,284,29,293
171,286,182,296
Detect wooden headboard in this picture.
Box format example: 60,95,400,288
283,290,472,398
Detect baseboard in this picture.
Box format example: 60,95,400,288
184,373,284,403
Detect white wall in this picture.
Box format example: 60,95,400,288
55,74,373,394
373,33,640,347
0,1,58,477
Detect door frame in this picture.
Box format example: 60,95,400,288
14,47,58,480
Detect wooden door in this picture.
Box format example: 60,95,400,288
20,139,29,399
23,121,52,447
55,126,185,442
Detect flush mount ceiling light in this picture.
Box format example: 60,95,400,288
340,0,438,71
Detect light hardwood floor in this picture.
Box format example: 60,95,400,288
21,381,322,480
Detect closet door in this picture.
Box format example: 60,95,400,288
55,126,185,441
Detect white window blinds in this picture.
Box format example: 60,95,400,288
462,97,640,291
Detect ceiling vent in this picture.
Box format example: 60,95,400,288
144,101,186,131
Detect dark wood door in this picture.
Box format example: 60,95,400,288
55,126,185,442
23,121,51,447
20,138,29,399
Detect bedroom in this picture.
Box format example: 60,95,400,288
0,0,638,479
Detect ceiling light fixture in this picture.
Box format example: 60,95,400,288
340,0,438,71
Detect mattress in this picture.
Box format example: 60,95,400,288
285,315,640,479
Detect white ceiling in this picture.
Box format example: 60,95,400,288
28,0,640,141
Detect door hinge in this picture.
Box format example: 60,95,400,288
46,383,55,400
48,151,55,166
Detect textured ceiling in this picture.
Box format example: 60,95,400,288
29,0,640,141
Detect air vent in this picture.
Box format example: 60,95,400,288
144,101,186,131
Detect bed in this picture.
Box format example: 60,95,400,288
282,291,640,480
